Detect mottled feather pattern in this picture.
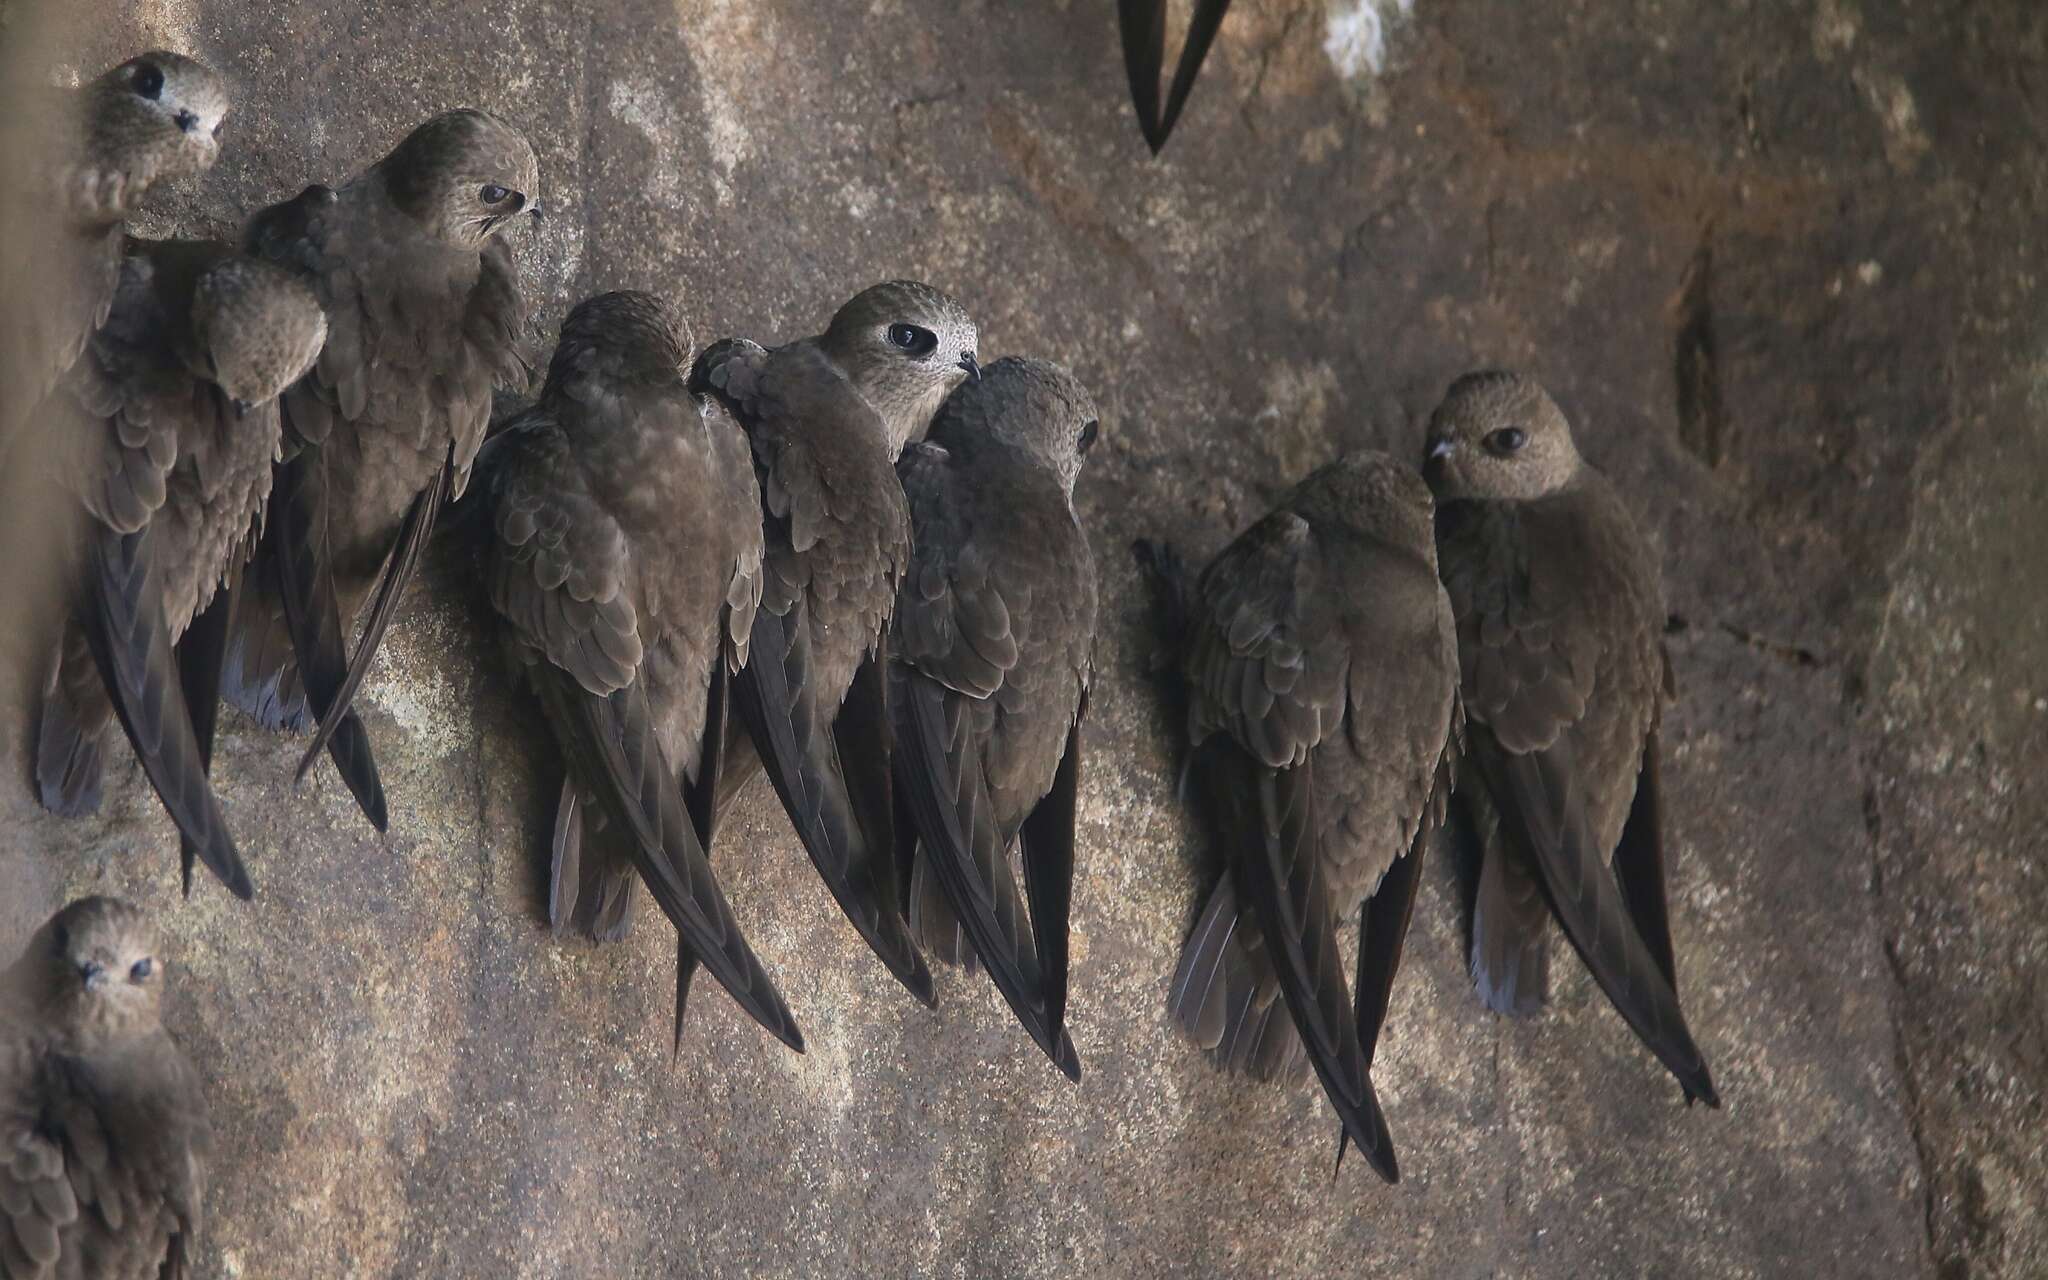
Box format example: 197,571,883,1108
478,293,792,1042
1435,437,1715,1104
1438,477,1662,851
1161,454,1460,1180
485,414,643,698
889,415,1096,1076
704,339,909,702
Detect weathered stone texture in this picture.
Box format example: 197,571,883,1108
4,1,2043,1276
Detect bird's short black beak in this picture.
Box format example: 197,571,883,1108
1422,439,1455,487
959,352,981,381
528,200,545,223
79,961,106,992
175,110,200,134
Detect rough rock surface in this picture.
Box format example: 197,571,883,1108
2,1,2042,1276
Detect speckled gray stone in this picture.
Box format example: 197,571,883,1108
3,1,2042,1276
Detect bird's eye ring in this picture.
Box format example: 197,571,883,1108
1485,426,1528,454
887,323,937,356
480,184,511,205
129,958,155,983
1078,420,1100,455
131,62,164,101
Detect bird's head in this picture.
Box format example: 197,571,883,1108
78,52,229,217
191,254,328,412
823,280,979,451
15,897,166,1044
544,289,692,395
1293,451,1439,562
1421,370,1583,503
927,356,1100,497
379,109,542,249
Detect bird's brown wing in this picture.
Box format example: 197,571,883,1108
175,570,240,898
260,446,389,829
1,1105,78,1277
1335,734,1454,1173
232,185,387,825
484,416,801,1051
0,1037,210,1280
1179,510,1396,1180
292,462,444,787
672,533,763,1052
32,252,178,821
294,236,528,776
1018,693,1084,1053
1117,0,1167,147
76,523,254,899
696,340,935,1008
243,196,530,827
891,443,1076,1073
1444,502,1716,1105
41,255,253,897
1166,875,1305,1083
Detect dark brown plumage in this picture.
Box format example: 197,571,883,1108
1,897,210,1280
32,240,326,900
1117,0,1233,153
1425,369,1718,1107
222,109,538,833
476,290,800,1053
1152,451,1460,1182
690,280,979,1013
889,357,1101,1080
0,53,229,461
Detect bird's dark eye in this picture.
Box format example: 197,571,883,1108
480,184,511,205
1485,426,1528,454
887,324,937,356
129,958,154,982
131,62,164,101
1077,420,1099,455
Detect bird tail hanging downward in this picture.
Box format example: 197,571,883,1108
1168,876,1308,1085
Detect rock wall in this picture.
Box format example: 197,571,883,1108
3,0,2043,1276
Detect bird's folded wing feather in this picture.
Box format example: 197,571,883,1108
892,447,1072,1065
264,445,388,829
55,253,182,537
1183,511,1396,1177
0,1045,209,1280
1453,543,1713,1103
79,521,253,899
485,417,801,1050
700,339,933,1005
1018,696,1083,1056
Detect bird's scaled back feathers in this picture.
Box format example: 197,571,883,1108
479,291,799,1051
889,358,1101,1078
32,239,320,899
1163,452,1460,1181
